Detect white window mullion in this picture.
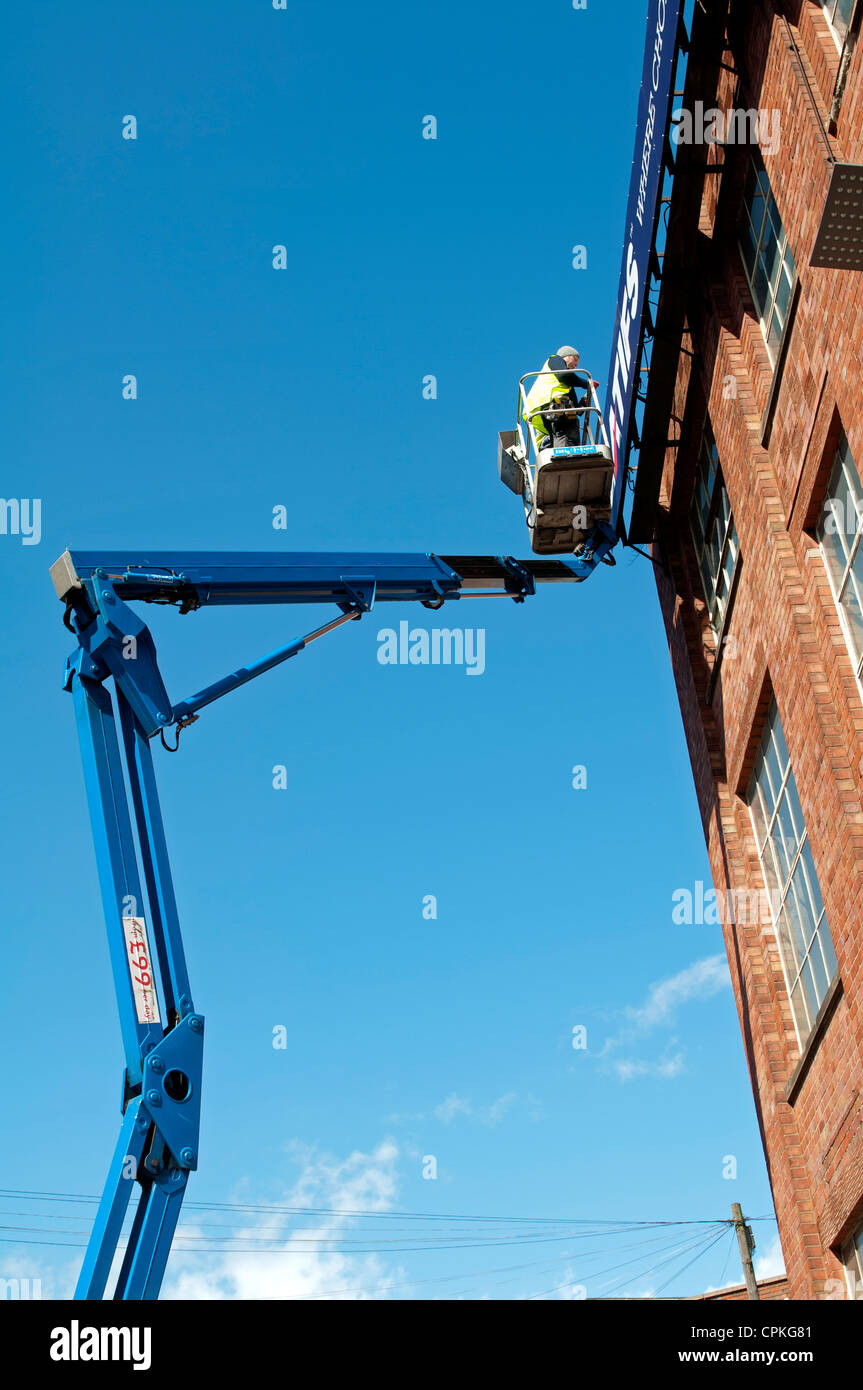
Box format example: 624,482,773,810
747,700,837,1048
817,433,863,701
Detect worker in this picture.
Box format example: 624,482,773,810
522,346,585,453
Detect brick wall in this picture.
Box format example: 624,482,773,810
694,1274,791,1301
652,0,863,1298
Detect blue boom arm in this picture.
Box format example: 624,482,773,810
51,547,593,1300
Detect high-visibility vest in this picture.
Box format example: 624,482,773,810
522,358,573,425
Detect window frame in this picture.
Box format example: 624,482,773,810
842,1222,863,1299
816,431,863,696
746,700,838,1049
821,0,855,49
689,420,740,645
738,152,797,366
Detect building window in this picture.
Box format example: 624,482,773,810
822,0,855,46
690,420,740,637
739,151,797,362
816,432,863,685
747,699,838,1046
842,1222,863,1299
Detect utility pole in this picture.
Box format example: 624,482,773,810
732,1203,760,1300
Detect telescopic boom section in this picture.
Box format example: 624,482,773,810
52,546,588,1301
51,548,591,615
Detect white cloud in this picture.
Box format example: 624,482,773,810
610,1051,686,1082
0,1250,80,1301
160,1138,404,1300
431,1091,524,1126
599,955,730,1082
623,955,730,1034
434,1093,472,1124
481,1092,518,1127
754,1233,786,1281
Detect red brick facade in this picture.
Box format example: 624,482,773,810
651,0,863,1298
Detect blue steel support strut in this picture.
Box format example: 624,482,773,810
74,1098,152,1299
72,675,163,1085
113,1168,189,1300
71,669,204,1300
171,608,361,725
118,693,197,1023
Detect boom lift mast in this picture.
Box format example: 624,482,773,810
52,546,602,1300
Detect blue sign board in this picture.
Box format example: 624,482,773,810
605,0,682,533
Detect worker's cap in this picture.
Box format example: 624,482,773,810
557,345,580,359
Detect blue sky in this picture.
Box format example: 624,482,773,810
0,0,781,1298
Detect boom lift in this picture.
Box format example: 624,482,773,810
51,546,605,1300
498,366,617,562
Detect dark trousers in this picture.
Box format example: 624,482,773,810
541,405,583,448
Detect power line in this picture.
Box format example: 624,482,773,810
0,1188,758,1228
528,1224,728,1300
303,1227,720,1299
0,1189,774,1299
653,1227,731,1297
